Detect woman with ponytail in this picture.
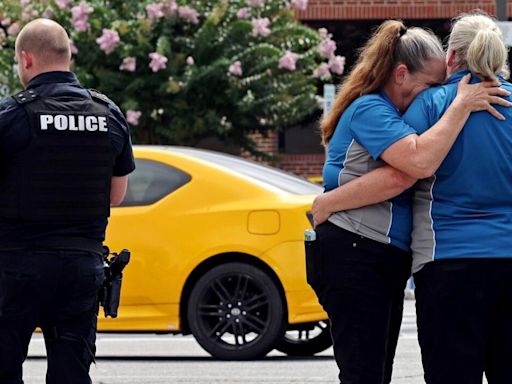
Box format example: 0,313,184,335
305,18,511,384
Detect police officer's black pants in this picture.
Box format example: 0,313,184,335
306,222,411,384
0,250,104,384
414,259,512,384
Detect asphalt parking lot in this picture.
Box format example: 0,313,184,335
23,300,489,384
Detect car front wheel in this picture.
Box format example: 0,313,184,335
187,262,286,360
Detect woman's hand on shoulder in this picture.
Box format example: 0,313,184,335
455,73,512,120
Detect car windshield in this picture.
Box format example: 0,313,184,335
167,147,323,195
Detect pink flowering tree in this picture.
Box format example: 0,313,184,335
0,0,344,154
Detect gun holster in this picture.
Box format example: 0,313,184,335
99,247,130,318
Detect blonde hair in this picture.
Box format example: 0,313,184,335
321,20,444,145
448,13,509,81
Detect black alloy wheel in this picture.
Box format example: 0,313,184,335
275,320,332,356
187,262,286,360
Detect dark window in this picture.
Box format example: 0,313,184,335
120,159,191,206
280,118,324,154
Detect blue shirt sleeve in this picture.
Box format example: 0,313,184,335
349,98,416,159
402,92,434,134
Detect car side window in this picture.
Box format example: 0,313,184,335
120,159,191,206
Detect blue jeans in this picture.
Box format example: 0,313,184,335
0,250,104,384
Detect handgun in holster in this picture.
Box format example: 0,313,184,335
99,247,130,318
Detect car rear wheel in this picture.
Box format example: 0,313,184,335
275,320,332,356
187,262,286,360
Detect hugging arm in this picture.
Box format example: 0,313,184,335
312,165,415,226
314,76,511,226
381,74,511,179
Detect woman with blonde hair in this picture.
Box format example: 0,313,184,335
401,13,512,384
305,17,511,384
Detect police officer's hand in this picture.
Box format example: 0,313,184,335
311,194,332,228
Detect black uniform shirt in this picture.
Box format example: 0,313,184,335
0,71,135,246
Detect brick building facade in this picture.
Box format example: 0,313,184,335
297,0,500,20
248,0,509,180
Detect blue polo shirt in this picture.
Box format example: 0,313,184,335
323,91,416,251
403,70,512,272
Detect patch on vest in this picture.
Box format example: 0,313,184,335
38,113,108,133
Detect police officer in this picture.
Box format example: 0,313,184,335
0,19,134,384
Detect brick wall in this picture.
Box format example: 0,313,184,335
243,133,325,179
246,132,279,155
278,154,326,179
297,0,500,20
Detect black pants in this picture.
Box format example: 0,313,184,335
414,259,512,384
306,222,412,384
0,250,105,384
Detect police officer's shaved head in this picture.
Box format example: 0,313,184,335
16,19,71,66
14,19,71,87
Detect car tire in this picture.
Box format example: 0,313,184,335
187,262,286,360
275,320,332,356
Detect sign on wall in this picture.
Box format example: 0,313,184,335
323,84,336,115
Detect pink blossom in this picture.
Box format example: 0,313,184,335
186,56,194,65
178,6,199,24
319,38,336,58
7,22,20,37
146,3,165,19
72,2,94,32
246,0,265,7
120,57,136,72
21,5,39,21
20,0,30,7
42,7,54,19
291,0,308,11
69,40,79,55
237,7,251,19
73,19,89,32
1,18,11,27
313,63,331,78
251,18,271,37
163,0,178,16
318,28,329,39
55,0,72,10
96,29,120,54
329,55,345,75
149,52,168,72
278,51,299,71
228,61,242,77
126,110,142,126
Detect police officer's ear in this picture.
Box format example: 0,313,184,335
18,50,34,70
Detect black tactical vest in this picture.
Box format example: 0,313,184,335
0,89,115,222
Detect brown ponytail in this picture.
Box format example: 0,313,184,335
320,20,404,145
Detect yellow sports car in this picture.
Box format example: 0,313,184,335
100,146,330,359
